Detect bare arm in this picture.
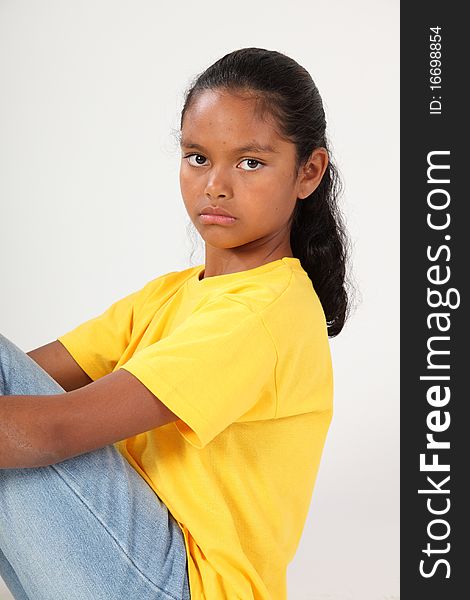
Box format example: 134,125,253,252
0,369,179,468
27,340,93,392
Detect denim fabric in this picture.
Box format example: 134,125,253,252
0,334,191,600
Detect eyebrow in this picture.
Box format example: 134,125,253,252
180,140,279,154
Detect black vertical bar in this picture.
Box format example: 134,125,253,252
401,3,467,599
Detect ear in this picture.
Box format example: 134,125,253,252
296,147,329,200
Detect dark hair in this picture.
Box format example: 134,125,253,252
179,48,351,337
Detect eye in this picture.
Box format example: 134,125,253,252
238,158,263,171
184,154,208,167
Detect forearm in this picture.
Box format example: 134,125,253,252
0,395,64,469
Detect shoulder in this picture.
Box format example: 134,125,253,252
137,265,201,306
217,262,325,325
224,265,329,354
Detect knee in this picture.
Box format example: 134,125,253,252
0,333,18,355
0,335,16,383
0,332,8,349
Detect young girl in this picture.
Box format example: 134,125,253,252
0,47,349,600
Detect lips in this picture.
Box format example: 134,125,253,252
200,206,235,218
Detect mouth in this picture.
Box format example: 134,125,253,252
199,205,237,224
200,206,235,217
199,213,237,225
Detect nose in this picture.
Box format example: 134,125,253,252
204,166,232,200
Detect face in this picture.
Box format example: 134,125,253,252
179,89,308,261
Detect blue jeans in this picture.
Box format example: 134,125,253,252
0,334,191,600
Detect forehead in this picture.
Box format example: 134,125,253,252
181,89,285,149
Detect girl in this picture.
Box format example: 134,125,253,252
0,47,349,599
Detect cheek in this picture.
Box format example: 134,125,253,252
179,165,188,187
242,171,278,197
259,178,297,219
179,169,195,198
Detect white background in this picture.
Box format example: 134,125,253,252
0,1,399,598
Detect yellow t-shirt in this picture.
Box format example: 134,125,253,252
57,257,333,600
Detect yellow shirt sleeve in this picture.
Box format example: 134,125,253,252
57,282,153,381
120,296,278,449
